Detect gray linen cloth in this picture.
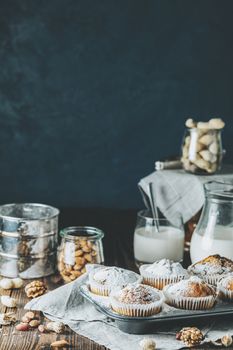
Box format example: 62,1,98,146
25,272,233,350
138,166,233,225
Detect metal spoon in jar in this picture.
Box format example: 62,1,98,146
148,182,160,233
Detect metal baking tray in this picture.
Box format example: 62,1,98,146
80,285,233,334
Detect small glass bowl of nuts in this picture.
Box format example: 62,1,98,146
57,226,104,283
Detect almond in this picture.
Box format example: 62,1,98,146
24,311,35,320
29,319,40,328
16,323,29,331
21,316,30,323
50,339,69,348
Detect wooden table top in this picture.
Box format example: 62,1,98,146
0,208,232,349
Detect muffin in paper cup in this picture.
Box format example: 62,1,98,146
163,276,217,310
217,274,233,301
110,283,164,317
188,255,233,286
88,266,142,296
140,259,188,290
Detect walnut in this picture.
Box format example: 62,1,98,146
221,334,233,347
176,327,204,347
25,280,47,298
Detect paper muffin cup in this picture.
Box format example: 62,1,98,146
140,264,188,290
89,284,110,296
200,274,223,286
188,269,228,286
110,288,164,317
217,286,233,301
163,286,217,310
89,268,142,296
217,281,233,301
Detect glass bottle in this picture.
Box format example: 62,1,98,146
181,127,223,174
57,226,104,283
190,182,233,263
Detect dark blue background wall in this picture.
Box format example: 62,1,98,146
0,0,232,209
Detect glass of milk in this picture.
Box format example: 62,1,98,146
133,210,184,267
190,182,233,263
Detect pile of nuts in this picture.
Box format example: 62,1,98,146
58,238,99,283
16,311,40,332
16,311,65,334
181,118,225,174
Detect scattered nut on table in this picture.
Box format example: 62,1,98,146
0,278,14,289
12,278,24,288
21,311,35,323
15,323,30,331
29,319,40,328
139,338,156,350
221,334,233,347
25,280,47,298
176,327,204,347
50,339,69,348
46,321,65,333
0,312,17,325
1,295,17,308
0,277,23,290
24,311,35,320
38,324,46,333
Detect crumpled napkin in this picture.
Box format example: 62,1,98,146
138,167,233,225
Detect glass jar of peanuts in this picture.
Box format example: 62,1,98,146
57,226,104,283
181,118,224,174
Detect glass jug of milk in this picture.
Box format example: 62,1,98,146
133,210,184,267
190,182,233,263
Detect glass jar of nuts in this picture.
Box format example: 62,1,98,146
181,118,224,174
57,226,104,283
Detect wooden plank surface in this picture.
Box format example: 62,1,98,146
0,276,108,350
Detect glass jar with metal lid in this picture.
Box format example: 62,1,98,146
57,226,104,283
0,203,59,278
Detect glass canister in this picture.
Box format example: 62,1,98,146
0,203,59,278
181,127,223,174
190,182,233,263
58,226,104,283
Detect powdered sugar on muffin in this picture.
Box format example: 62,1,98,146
89,266,141,296
140,259,188,290
165,276,216,298
117,284,160,304
188,255,233,276
143,259,188,277
110,283,164,316
93,267,139,287
163,276,217,310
